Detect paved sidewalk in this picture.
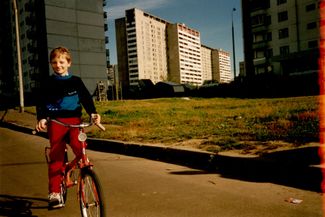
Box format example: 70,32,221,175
0,109,216,169
0,108,322,192
0,109,37,129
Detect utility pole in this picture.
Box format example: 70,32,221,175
231,8,237,81
13,0,24,112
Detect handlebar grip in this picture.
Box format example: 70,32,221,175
96,123,106,131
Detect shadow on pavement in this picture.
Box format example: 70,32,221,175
88,139,322,193
0,194,48,217
216,147,322,192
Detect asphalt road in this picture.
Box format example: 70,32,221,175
0,127,322,217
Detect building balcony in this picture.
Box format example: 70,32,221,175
252,41,267,49
253,57,266,66
251,25,268,32
249,0,270,12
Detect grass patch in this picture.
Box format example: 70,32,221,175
94,96,319,153
24,96,319,154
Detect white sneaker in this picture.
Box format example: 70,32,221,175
48,192,63,209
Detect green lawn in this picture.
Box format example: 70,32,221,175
89,96,319,153
25,96,319,154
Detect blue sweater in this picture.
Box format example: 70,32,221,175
36,74,97,120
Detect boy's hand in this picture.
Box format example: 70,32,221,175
91,113,105,131
36,119,47,132
91,113,101,125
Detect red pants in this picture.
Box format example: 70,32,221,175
47,117,83,193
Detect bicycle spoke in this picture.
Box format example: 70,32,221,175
79,170,104,217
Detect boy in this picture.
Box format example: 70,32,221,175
35,46,101,209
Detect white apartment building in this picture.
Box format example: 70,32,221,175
124,8,168,86
115,8,231,88
201,45,213,82
201,45,231,83
167,23,202,85
212,49,231,83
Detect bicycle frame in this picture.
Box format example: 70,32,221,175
47,118,103,186
43,118,106,216
36,115,105,217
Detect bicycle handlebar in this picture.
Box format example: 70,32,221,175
51,119,106,131
32,118,106,135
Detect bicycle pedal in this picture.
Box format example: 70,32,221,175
66,180,78,187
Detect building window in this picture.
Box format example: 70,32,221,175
265,15,271,25
278,11,288,22
250,0,270,11
266,32,272,41
278,28,289,39
254,50,264,58
307,22,317,30
251,14,265,26
280,46,289,55
277,0,287,5
266,48,273,58
306,3,316,12
253,33,264,43
308,40,318,48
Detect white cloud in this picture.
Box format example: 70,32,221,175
107,0,171,20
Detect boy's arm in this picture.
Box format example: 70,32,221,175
35,77,50,131
35,79,49,121
77,77,97,115
76,77,103,128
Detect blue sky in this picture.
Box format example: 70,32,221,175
107,0,243,77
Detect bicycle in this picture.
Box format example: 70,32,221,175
34,118,106,217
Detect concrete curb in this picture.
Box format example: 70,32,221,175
88,138,217,171
0,121,217,171
1,120,322,192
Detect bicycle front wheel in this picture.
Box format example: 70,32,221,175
79,168,105,217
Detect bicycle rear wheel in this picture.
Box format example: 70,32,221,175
60,179,68,206
79,168,105,217
62,150,68,204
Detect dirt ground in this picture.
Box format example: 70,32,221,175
169,138,319,156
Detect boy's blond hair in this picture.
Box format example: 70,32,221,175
50,46,72,63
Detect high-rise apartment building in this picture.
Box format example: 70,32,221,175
0,0,108,100
212,49,231,83
116,8,230,88
242,0,320,77
201,45,231,83
201,45,213,82
116,8,168,87
167,23,202,85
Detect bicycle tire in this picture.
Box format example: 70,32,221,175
60,179,68,205
61,150,69,205
79,168,106,217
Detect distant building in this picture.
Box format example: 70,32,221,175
127,8,168,86
241,0,319,77
201,45,231,83
115,8,169,88
0,0,108,100
115,8,230,89
107,64,122,100
239,61,246,77
201,45,213,82
212,49,231,83
167,23,202,85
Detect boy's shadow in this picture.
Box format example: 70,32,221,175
0,194,48,217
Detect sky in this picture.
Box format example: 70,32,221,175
107,0,243,77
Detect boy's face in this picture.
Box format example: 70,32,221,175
50,54,71,76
